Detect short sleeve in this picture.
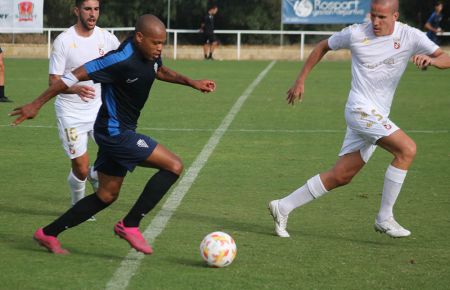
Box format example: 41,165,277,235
84,56,119,84
49,35,67,75
412,27,439,55
328,26,352,50
107,32,120,51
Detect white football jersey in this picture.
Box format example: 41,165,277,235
50,25,120,116
328,21,438,117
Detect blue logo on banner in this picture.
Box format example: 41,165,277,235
282,0,371,24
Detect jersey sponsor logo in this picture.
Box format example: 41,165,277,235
137,139,149,148
126,78,139,84
363,57,395,69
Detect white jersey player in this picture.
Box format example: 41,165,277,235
49,0,119,211
269,0,450,238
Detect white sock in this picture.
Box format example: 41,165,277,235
87,166,99,192
278,174,328,216
377,165,407,223
67,170,86,205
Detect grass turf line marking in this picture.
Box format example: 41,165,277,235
1,124,448,134
105,60,277,290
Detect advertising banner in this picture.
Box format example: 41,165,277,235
0,0,44,33
282,0,371,24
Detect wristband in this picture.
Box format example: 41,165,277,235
61,72,79,88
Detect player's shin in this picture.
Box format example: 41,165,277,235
122,170,179,227
43,193,110,237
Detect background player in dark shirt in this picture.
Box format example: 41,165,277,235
11,14,216,255
425,1,444,44
200,5,219,60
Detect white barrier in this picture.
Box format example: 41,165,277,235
43,27,450,60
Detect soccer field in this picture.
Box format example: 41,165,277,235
0,59,449,290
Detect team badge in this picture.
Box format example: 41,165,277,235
393,38,401,49
383,124,392,130
99,48,105,56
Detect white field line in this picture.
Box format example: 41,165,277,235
1,124,448,134
104,60,277,290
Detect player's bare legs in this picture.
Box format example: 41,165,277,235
377,129,416,170
373,129,415,237
320,151,366,190
203,44,210,59
209,41,218,60
269,152,365,237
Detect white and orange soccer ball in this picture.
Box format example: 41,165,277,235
200,231,237,268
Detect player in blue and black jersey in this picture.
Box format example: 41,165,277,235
11,14,216,255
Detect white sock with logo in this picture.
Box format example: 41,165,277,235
68,170,86,205
377,165,407,223
278,174,328,216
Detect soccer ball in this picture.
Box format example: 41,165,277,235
200,231,237,268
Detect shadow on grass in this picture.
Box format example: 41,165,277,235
0,203,63,217
170,209,403,248
166,256,207,268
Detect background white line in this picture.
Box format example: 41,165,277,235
105,60,277,290
1,124,448,134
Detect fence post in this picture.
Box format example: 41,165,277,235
237,32,241,61
47,29,51,59
173,31,178,60
300,33,305,61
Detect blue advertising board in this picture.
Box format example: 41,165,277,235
282,0,371,24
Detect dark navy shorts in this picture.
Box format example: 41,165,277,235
203,33,217,44
94,130,158,177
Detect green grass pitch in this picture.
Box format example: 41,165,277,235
0,59,449,290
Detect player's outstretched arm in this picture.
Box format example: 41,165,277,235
286,39,331,105
156,65,216,93
412,49,450,70
9,66,91,125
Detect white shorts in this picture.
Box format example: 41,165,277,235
56,115,96,159
339,106,399,163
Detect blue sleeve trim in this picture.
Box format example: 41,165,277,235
84,41,134,74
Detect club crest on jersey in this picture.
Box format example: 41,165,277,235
393,38,401,49
98,43,105,56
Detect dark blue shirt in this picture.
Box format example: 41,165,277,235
426,12,443,43
84,37,162,136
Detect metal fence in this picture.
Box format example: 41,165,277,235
3,27,450,60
